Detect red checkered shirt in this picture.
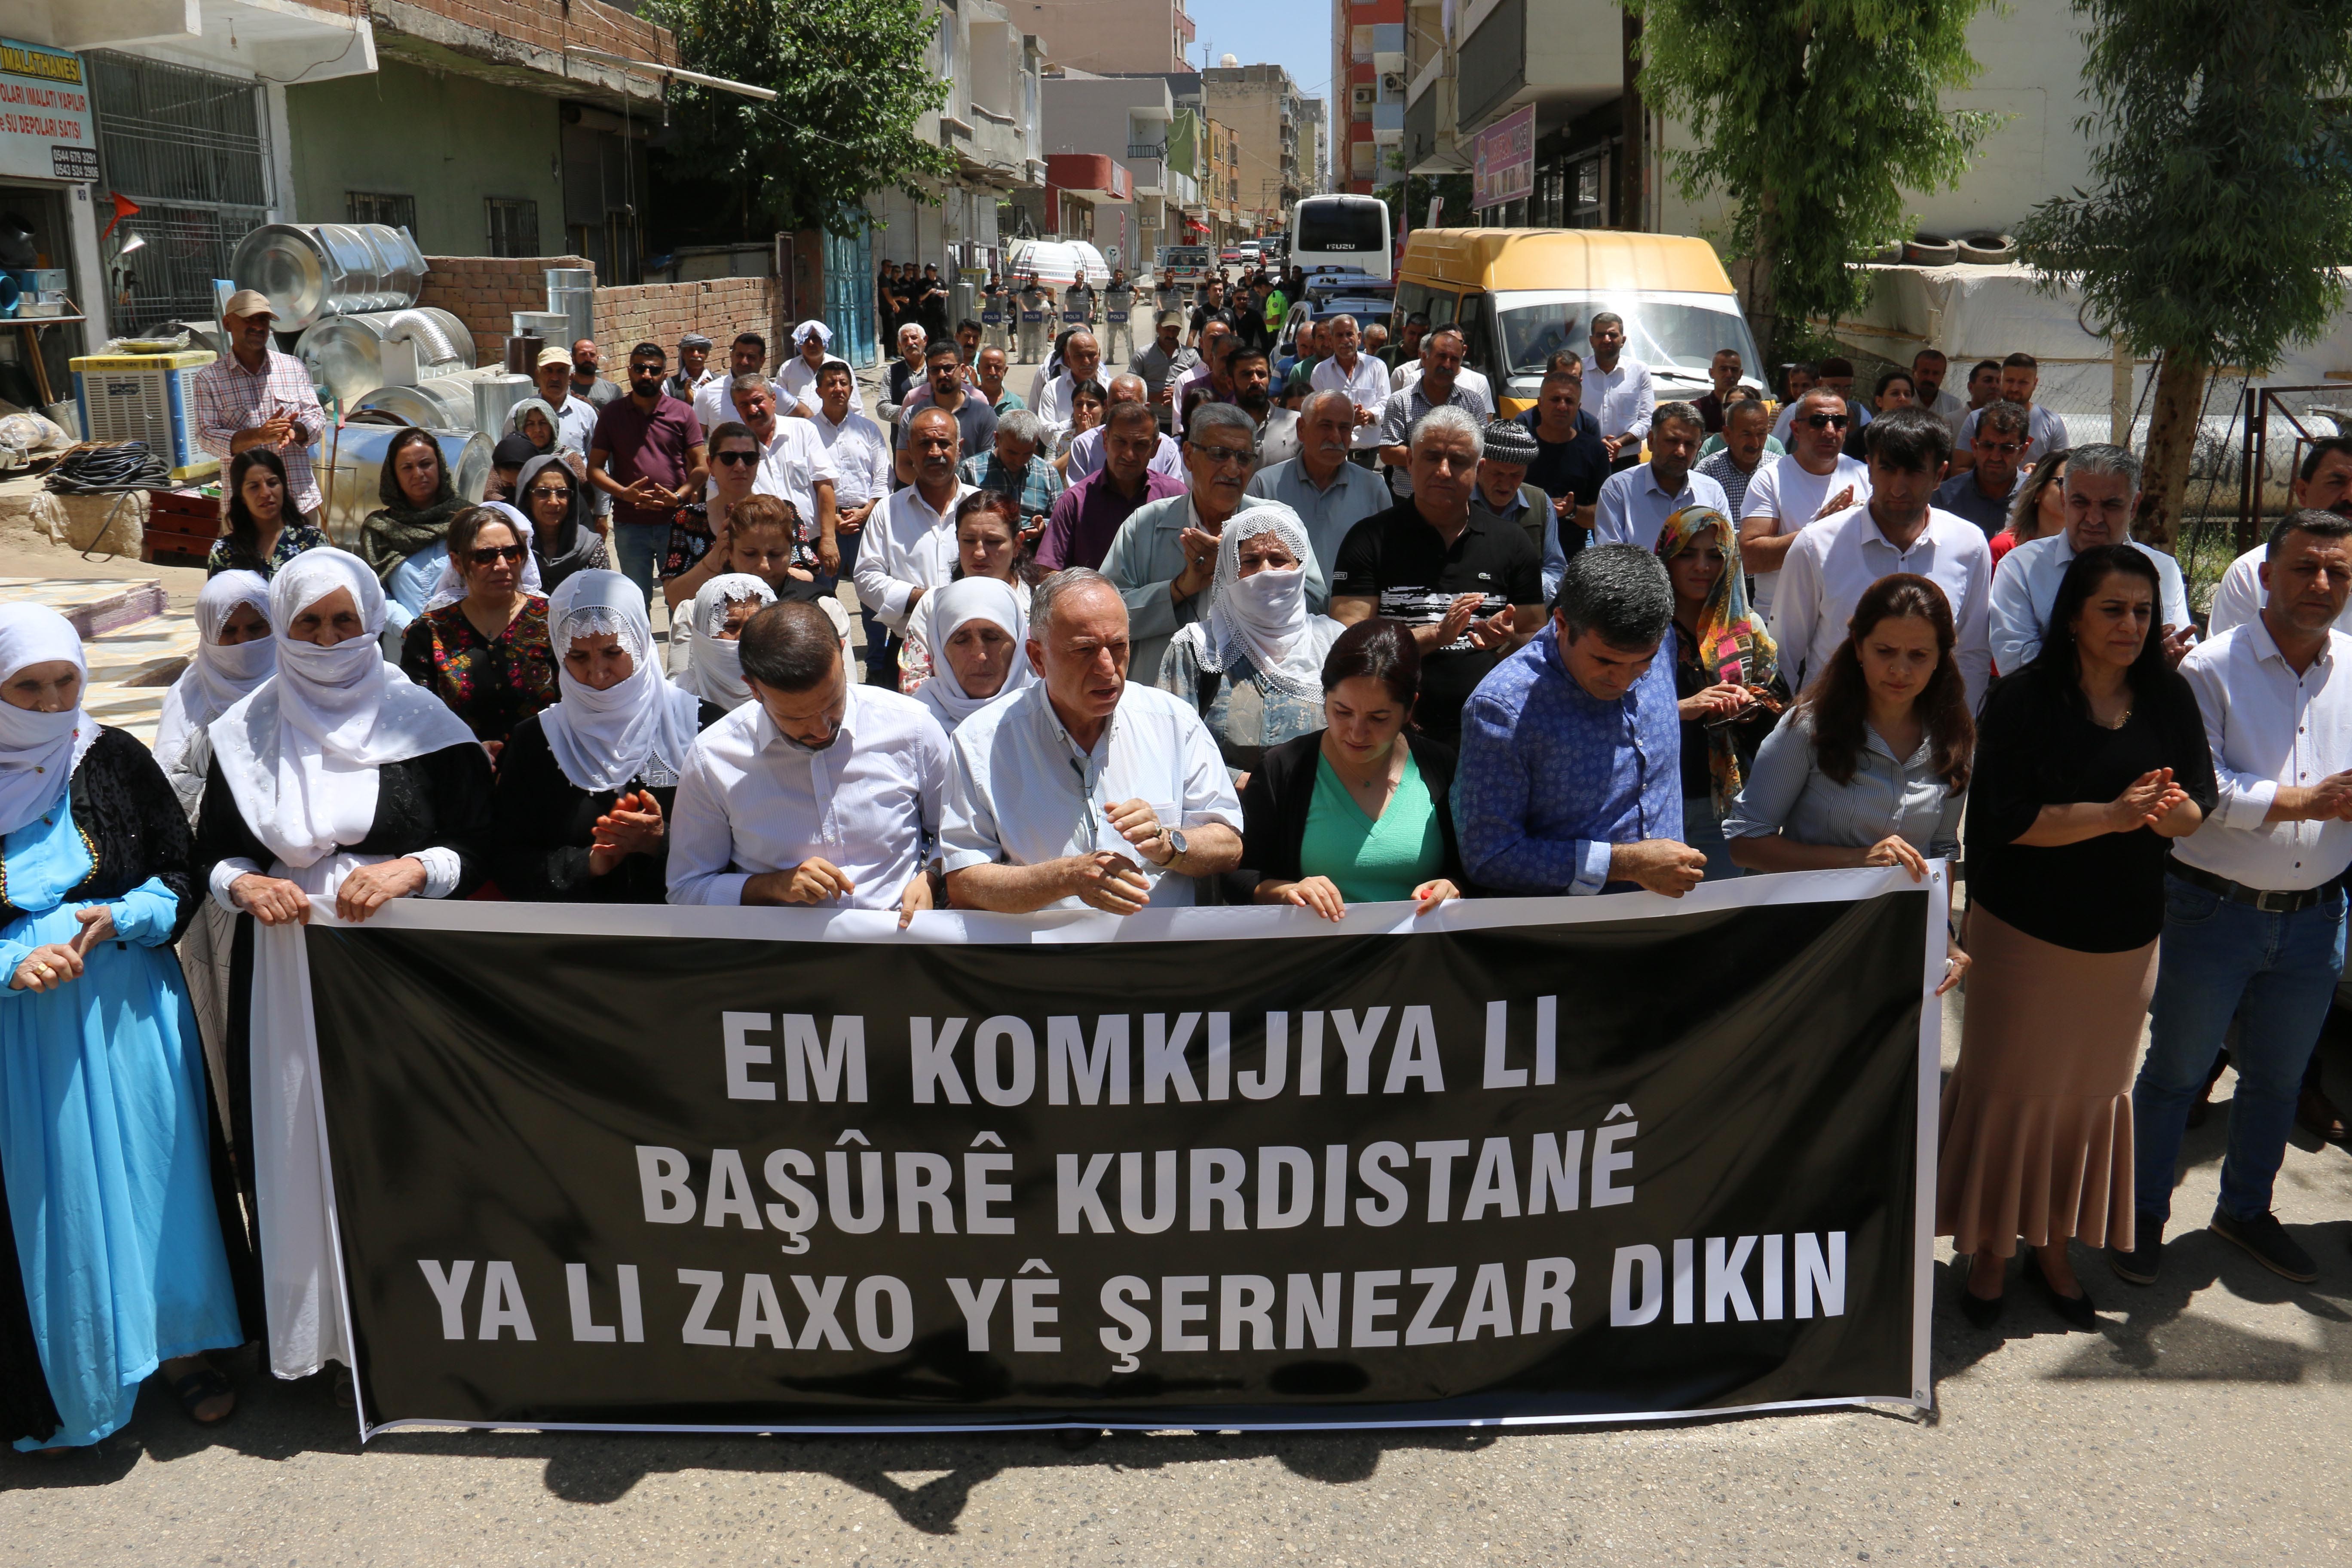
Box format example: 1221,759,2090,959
191,347,327,513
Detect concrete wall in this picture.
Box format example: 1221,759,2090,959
285,56,564,256
416,254,782,371
1012,0,1186,74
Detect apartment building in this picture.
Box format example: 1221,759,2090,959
1335,0,1407,195
1201,62,1302,234
1008,0,1194,75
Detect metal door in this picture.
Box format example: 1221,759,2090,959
824,222,876,368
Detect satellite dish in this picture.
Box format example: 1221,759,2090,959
1220,52,1239,66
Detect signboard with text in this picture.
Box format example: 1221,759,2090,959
1473,104,1536,211
0,40,94,184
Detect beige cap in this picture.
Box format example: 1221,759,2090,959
536,345,573,369
222,288,278,321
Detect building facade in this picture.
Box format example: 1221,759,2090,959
1200,62,1302,236
1008,0,1194,75
1043,71,1198,271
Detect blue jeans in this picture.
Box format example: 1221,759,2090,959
613,522,669,606
2134,874,2346,1225
1682,796,1743,882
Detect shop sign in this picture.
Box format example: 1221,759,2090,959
0,40,95,184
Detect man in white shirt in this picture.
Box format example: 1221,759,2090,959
1770,355,1871,447
809,358,894,684
2116,510,2352,1289
943,568,1243,914
1064,374,1183,484
1591,401,1730,553
1390,332,1494,406
693,333,781,432
1954,352,2068,472
668,600,950,921
1911,347,1969,441
1772,408,1993,704
1035,330,1104,438
854,406,975,652
1988,443,2193,672
1582,312,1655,469
2203,436,2352,638
1738,388,1874,620
775,320,833,417
1310,313,1393,455
724,375,840,575
529,345,602,456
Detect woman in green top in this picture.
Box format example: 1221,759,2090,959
1238,617,1464,917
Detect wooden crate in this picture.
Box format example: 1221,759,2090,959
141,487,221,567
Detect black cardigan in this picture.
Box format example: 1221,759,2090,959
1237,729,1465,888
488,701,727,903
194,740,496,899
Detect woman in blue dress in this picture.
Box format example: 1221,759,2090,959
0,604,252,1449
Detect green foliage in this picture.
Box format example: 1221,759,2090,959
1629,0,1997,351
643,0,956,236
2015,0,2352,372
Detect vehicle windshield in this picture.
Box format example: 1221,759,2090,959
1296,201,1388,254
1493,293,1761,383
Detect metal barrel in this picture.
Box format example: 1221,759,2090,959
545,268,595,349
312,424,490,551
350,366,507,433
473,372,533,444
294,307,478,405
230,222,427,331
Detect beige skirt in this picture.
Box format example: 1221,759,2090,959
1936,905,2151,1256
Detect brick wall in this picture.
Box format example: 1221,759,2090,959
377,0,672,75
418,256,783,373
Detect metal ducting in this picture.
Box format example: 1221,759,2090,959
230,222,427,331
315,425,490,551
295,308,478,404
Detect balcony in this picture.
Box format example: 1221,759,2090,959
1372,102,1405,139
1458,0,1622,132
23,0,378,82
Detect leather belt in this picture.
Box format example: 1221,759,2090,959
2167,857,2338,914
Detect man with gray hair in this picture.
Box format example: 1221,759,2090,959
1989,441,2193,671
1310,311,1392,459
1333,405,1544,743
943,568,1243,915
1376,325,1493,500
958,407,1066,533
1246,388,1390,603
1592,400,1730,552
1453,544,1706,897
1102,401,1306,685
730,373,842,575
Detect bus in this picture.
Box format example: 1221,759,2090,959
1289,194,1393,283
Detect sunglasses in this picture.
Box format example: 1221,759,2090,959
526,484,571,500
1801,413,1852,430
468,544,527,566
713,450,760,467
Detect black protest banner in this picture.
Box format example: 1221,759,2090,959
299,870,1939,1436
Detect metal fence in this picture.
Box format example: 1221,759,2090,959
87,50,273,333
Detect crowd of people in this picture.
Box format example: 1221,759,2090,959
2,286,2343,1458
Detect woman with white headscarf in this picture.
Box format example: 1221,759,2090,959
193,551,491,1387
491,570,723,903
1156,501,1343,778
777,318,834,413
677,573,778,711
912,576,1034,735
0,604,254,1449
156,571,274,812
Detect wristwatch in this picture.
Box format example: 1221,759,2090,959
1159,825,1188,866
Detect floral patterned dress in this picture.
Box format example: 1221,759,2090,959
398,596,557,748
205,521,331,579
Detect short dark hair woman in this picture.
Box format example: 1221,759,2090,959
1941,544,2215,1330
208,447,328,579
1238,617,1463,918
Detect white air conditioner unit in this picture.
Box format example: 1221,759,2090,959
1380,71,1406,95
1352,85,1375,106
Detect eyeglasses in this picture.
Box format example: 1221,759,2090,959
713,450,760,467
469,544,527,566
1192,444,1255,470
527,484,571,501
1975,440,2027,457
1801,413,1852,431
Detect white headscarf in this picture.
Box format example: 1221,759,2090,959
0,603,96,837
915,577,1035,732
209,548,478,869
539,570,705,792
792,319,834,350
680,573,777,710
1197,501,1331,699
155,571,275,775
424,502,545,611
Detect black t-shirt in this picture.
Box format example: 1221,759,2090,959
1191,303,1237,338
1331,501,1545,741
1517,407,1612,512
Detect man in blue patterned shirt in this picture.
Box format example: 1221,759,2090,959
1454,545,1707,897
958,409,1066,539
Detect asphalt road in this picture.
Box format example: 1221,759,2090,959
7,1002,2349,1566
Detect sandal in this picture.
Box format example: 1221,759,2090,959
168,1363,236,1425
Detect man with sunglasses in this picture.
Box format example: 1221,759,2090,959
1932,399,2029,535
590,342,709,604
1737,387,1873,621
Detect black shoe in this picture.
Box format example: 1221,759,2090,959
1954,1256,2004,1328
2023,1250,2101,1331
2209,1208,2318,1282
2108,1219,2164,1286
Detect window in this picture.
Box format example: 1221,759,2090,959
347,191,416,230
485,197,541,258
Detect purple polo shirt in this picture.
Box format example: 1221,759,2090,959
592,393,706,530
1038,466,1188,572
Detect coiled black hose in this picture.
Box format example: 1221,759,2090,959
43,441,171,494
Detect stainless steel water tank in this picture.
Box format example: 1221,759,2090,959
314,425,490,551
513,310,572,352
230,222,427,331
350,366,505,432
473,372,533,443
545,268,595,348
294,307,478,404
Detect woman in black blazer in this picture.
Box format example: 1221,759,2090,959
1238,618,1464,917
